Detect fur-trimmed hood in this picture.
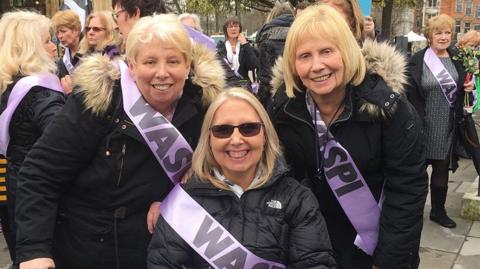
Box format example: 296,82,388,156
271,39,407,118
73,42,225,115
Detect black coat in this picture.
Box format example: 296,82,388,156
270,74,428,269
216,40,259,81
405,47,467,170
0,76,65,262
56,48,82,79
147,162,337,269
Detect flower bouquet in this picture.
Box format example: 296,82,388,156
453,47,480,113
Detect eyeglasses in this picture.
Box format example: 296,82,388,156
112,9,127,22
210,123,263,139
227,24,240,29
85,26,105,33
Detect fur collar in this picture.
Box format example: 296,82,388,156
271,39,407,118
73,42,225,115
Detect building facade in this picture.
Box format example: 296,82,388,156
0,0,110,17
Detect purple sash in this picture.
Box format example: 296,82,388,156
62,48,77,75
117,61,284,268
306,93,381,255
184,25,216,52
0,74,63,155
424,48,457,107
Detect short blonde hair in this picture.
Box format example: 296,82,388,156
458,30,480,48
0,11,56,93
425,14,455,42
283,4,366,98
51,10,81,32
126,14,192,66
192,88,281,190
178,13,203,32
79,11,119,54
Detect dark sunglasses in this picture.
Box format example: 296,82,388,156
210,123,263,139
85,26,105,33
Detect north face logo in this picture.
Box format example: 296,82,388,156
266,200,282,209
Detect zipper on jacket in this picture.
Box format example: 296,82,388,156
116,143,126,187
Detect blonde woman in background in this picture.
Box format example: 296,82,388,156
79,11,120,56
179,13,203,32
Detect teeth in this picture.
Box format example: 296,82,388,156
152,84,169,90
312,74,330,82
228,151,248,158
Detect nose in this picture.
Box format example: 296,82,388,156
229,128,244,145
311,55,325,72
155,64,169,79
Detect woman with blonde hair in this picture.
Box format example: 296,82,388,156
458,29,480,49
178,13,203,32
147,87,336,268
0,10,66,265
270,5,427,269
79,11,120,56
15,14,224,269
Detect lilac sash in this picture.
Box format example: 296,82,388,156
184,25,216,52
0,74,63,155
117,61,284,268
424,48,457,107
306,93,381,255
62,48,77,75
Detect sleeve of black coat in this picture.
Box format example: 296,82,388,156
240,43,260,72
373,97,428,268
147,215,193,268
287,181,337,269
30,87,66,131
15,92,110,263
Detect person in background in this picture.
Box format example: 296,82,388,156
51,10,82,80
406,14,474,229
316,0,364,43
457,30,480,49
147,87,336,268
295,1,312,17
0,10,66,266
14,14,224,269
256,1,295,107
269,5,427,268
216,18,259,88
78,11,119,56
178,13,203,32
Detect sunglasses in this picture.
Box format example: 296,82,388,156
210,123,263,139
85,26,105,33
112,9,127,23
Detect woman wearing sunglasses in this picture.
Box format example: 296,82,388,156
78,11,120,56
269,5,427,269
147,87,336,268
15,15,224,269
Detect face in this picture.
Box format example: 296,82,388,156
113,4,139,42
85,17,106,48
128,39,190,113
42,31,57,61
210,99,265,184
295,33,345,98
430,27,452,53
226,23,240,39
56,26,80,48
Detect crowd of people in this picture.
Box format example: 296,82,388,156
0,0,479,269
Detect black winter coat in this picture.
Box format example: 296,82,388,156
216,40,259,81
147,162,336,269
56,48,82,79
269,41,428,269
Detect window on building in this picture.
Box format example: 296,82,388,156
456,0,463,13
476,4,480,17
456,20,462,33
466,0,472,16
465,22,471,32
475,24,480,31
428,0,438,7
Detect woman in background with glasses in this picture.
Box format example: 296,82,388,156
79,11,120,56
147,87,336,268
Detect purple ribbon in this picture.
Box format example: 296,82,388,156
62,47,77,75
118,61,283,267
0,74,63,155
184,25,216,52
306,93,381,255
424,48,457,107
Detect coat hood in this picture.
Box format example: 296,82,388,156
271,39,407,118
73,42,225,115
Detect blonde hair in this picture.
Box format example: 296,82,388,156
425,14,455,42
316,0,364,42
192,88,281,190
51,10,81,32
266,1,294,23
283,4,366,98
126,14,192,66
458,30,480,48
178,13,203,32
79,11,119,54
0,11,56,93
